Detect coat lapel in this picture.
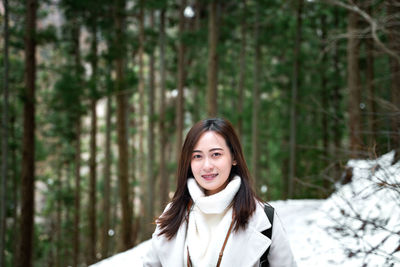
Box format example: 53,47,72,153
152,219,188,267
221,202,272,267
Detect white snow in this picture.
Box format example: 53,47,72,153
91,151,400,267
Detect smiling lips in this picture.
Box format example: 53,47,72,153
201,173,218,180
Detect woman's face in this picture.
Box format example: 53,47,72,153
190,131,236,195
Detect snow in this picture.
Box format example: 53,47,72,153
91,151,400,267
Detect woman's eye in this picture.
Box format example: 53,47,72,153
192,154,202,159
212,152,221,157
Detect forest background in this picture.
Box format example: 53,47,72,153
0,0,399,266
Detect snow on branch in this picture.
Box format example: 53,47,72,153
321,151,400,266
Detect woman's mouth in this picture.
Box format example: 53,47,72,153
201,173,218,180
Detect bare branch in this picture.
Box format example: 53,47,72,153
316,0,400,64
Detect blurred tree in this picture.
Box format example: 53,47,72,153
347,0,362,158
0,0,10,266
289,0,303,198
207,0,219,117
113,0,133,250
159,5,169,211
176,0,186,162
18,0,37,266
237,0,247,139
251,2,261,193
386,1,400,153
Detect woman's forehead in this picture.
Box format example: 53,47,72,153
193,131,228,150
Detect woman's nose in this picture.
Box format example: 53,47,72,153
203,157,213,171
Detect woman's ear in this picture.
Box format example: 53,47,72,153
232,160,237,166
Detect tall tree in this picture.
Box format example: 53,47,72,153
365,4,376,149
347,0,362,158
18,0,37,266
251,4,261,193
0,0,10,266
207,0,219,117
288,0,303,198
72,17,82,267
138,0,145,189
320,12,329,191
332,7,342,179
145,9,156,237
176,0,186,159
159,7,169,209
88,22,98,264
114,0,133,250
100,94,112,258
387,0,400,152
237,0,247,139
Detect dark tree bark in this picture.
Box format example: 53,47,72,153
320,13,330,193
55,164,62,267
100,95,112,258
145,10,156,238
159,8,169,209
18,0,37,266
0,0,10,265
176,0,186,161
347,2,363,158
386,1,400,152
207,0,219,117
138,0,145,188
114,0,133,250
251,6,261,193
237,0,247,139
88,23,98,265
288,0,303,198
365,5,377,149
10,102,19,267
72,18,82,267
332,7,342,180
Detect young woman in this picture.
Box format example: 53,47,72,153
143,118,296,267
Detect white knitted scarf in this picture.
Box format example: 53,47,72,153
185,176,241,267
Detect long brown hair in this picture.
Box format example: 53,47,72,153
157,118,258,239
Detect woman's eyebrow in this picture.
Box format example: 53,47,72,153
209,148,223,152
192,148,223,153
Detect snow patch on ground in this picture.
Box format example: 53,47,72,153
91,151,400,267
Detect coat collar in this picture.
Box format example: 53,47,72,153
153,201,271,267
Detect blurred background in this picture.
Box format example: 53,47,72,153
0,0,399,266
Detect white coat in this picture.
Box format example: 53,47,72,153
142,201,297,267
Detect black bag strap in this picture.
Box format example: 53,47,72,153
260,204,274,267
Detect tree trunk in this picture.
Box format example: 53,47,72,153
332,7,342,180
55,164,62,267
114,0,133,250
138,0,145,192
288,0,303,198
145,10,156,239
251,6,261,193
159,8,169,210
207,0,218,117
73,119,81,267
387,1,400,152
10,101,19,267
347,2,363,158
365,5,377,150
101,95,112,259
237,0,247,139
320,13,329,192
0,0,10,265
18,0,37,266
72,18,81,267
176,0,186,161
191,0,202,124
88,23,98,265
